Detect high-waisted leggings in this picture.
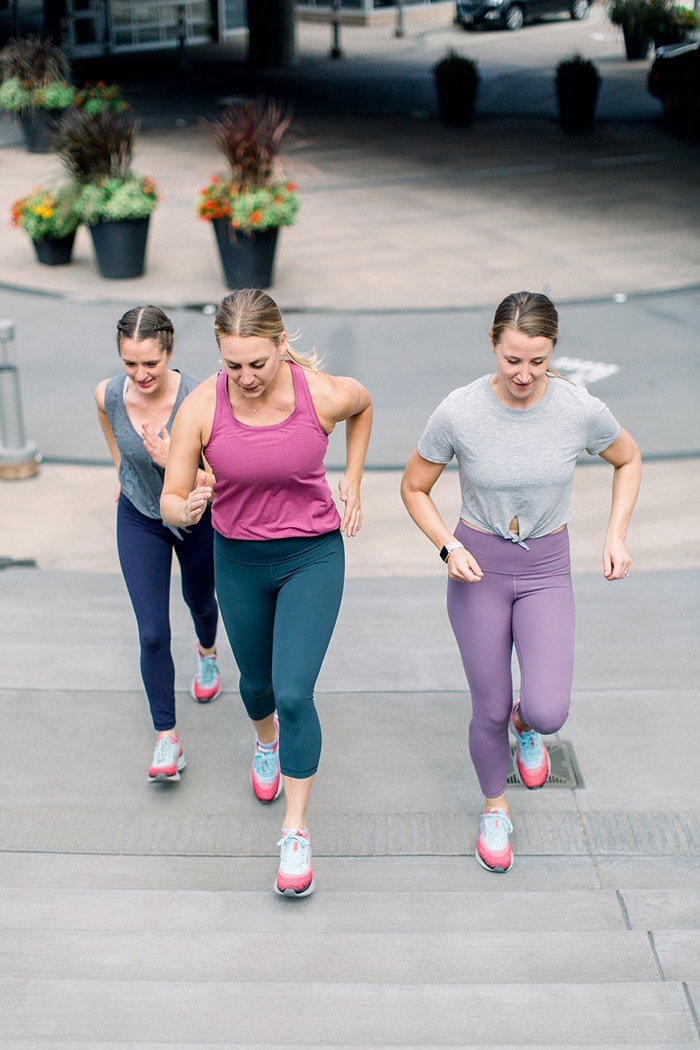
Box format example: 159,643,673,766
447,522,575,799
214,529,345,780
117,494,219,731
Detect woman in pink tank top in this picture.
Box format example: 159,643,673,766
161,290,372,898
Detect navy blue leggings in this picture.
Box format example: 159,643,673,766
447,523,575,798
117,494,218,731
214,530,345,779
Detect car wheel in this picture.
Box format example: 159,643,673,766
570,0,590,19
504,4,525,30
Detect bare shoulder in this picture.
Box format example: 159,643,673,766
94,377,109,409
305,368,371,422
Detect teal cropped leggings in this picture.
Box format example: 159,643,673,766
214,529,345,780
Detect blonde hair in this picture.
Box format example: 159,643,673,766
214,288,321,369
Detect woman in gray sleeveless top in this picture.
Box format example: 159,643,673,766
95,306,220,784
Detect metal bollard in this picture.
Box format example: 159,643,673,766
0,319,40,479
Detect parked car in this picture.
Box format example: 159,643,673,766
648,41,700,131
455,0,590,31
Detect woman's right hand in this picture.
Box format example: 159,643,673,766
183,483,214,525
446,546,484,583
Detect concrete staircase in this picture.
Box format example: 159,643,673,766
1,848,698,1046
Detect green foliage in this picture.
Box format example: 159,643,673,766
76,173,159,223
556,53,601,86
74,81,129,116
197,177,299,233
0,36,74,113
198,96,299,232
433,50,479,84
53,108,158,223
10,184,80,240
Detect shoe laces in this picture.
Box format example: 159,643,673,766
253,743,279,783
153,735,177,764
197,653,219,688
480,809,513,847
276,830,310,874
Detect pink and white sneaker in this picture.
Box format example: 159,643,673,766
251,717,282,803
274,829,315,897
475,808,513,873
510,702,551,789
148,734,186,782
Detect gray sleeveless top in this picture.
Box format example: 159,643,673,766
104,370,199,523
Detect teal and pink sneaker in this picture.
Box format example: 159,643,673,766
148,734,186,782
191,646,221,703
475,808,513,873
510,702,551,789
274,829,315,897
251,716,282,803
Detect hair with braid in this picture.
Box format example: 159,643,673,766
214,288,320,370
116,305,175,355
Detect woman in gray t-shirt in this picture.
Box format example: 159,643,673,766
401,291,641,874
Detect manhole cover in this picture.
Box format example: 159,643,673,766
507,740,583,788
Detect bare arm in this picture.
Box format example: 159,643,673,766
160,382,216,528
400,450,483,583
95,380,122,501
598,427,642,580
316,374,373,537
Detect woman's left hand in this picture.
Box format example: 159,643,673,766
603,539,632,581
142,422,170,468
338,476,363,537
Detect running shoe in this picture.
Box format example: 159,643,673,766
274,829,315,897
510,702,550,789
148,734,186,782
251,717,282,803
475,807,514,873
191,647,221,703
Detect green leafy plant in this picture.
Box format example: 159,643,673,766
556,53,601,87
606,0,651,31
73,81,129,116
197,97,300,234
10,184,80,240
53,108,159,224
0,35,74,113
432,50,479,84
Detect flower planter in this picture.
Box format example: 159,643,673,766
19,108,66,153
434,74,479,127
556,81,600,132
89,217,150,279
622,28,652,60
212,220,279,289
32,230,76,266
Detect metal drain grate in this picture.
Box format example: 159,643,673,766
507,740,584,788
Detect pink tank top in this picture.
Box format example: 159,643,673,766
204,361,341,540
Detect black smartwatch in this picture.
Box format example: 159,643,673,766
440,541,463,562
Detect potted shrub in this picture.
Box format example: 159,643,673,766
555,54,601,131
10,183,81,265
53,108,159,279
197,97,299,290
606,0,653,59
73,81,129,117
642,0,699,46
0,35,75,152
433,51,480,127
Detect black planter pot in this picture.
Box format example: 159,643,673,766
89,217,150,279
622,27,652,60
556,81,600,132
434,76,478,127
19,108,65,153
32,230,76,266
212,220,279,289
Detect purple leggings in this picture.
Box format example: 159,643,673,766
447,522,575,798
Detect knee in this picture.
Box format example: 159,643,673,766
139,627,170,657
520,699,569,736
